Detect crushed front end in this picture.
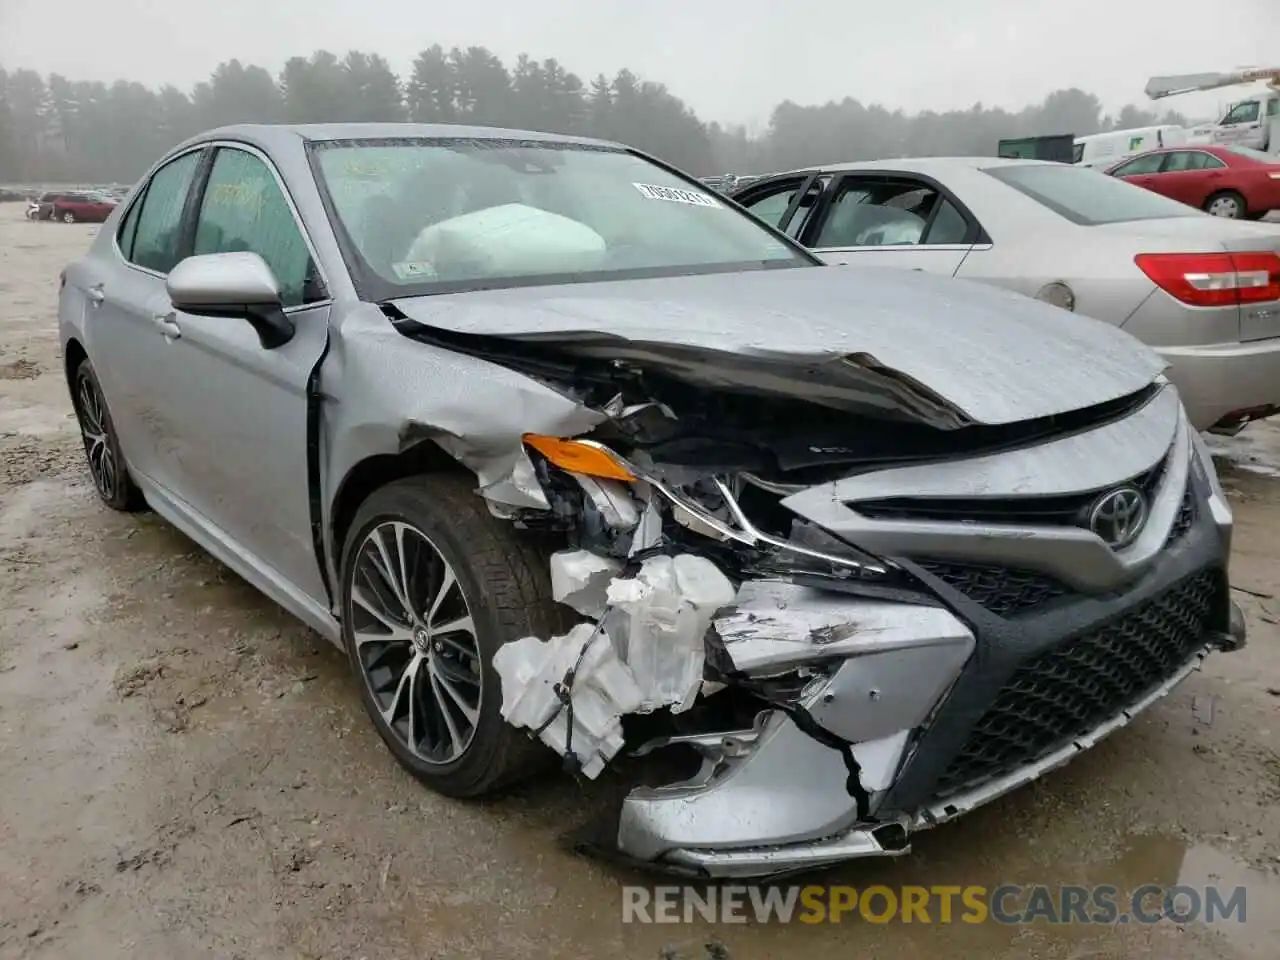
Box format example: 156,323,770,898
387,310,1246,880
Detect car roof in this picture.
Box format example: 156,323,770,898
181,122,621,154
1124,145,1228,156
774,156,1060,177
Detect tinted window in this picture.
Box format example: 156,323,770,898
1268,99,1280,117
1163,151,1225,172
313,139,808,296
116,187,145,259
130,151,201,273
923,199,970,244
985,163,1202,225
743,184,801,230
740,180,816,238
814,179,936,247
193,148,316,308
1111,154,1165,176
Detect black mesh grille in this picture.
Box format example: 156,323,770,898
915,559,1070,617
935,570,1219,796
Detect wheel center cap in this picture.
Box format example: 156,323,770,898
412,626,431,653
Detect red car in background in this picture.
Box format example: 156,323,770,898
47,192,117,224
1105,145,1280,220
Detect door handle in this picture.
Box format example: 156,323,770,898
152,312,182,340
87,283,105,306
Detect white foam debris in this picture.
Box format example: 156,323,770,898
494,552,738,777
493,624,643,779
602,554,737,714
549,549,624,618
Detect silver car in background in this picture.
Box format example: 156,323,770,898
59,124,1244,878
733,158,1280,434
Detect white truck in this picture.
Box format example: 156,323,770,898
1072,125,1188,168
1146,67,1280,155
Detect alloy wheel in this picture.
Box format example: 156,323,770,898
75,372,117,501
350,521,483,765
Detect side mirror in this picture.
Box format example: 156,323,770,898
166,252,295,349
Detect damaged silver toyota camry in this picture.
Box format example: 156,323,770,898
59,123,1246,879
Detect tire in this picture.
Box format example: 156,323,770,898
71,358,146,511
1204,191,1246,219
340,473,572,798
61,210,76,223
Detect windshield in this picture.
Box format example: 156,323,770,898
1222,144,1278,164
311,138,811,297
982,163,1204,225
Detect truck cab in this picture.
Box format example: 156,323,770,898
1210,91,1279,152
1145,71,1280,157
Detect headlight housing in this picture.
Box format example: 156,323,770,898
523,435,892,580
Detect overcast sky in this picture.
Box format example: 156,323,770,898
2,0,1277,127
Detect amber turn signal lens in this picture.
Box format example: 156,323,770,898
522,434,636,482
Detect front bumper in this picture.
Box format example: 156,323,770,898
611,428,1244,879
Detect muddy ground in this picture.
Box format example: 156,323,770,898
2,202,1280,959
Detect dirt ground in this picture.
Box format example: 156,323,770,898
2,202,1280,960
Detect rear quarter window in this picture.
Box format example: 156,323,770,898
982,163,1204,226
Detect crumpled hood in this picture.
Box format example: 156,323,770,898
390,265,1167,426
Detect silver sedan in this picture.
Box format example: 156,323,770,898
733,158,1280,433
59,124,1244,878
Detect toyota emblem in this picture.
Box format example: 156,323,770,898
1088,486,1148,549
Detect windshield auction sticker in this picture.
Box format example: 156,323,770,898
632,183,721,207
391,261,437,280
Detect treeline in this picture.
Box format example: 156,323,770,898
0,47,1189,184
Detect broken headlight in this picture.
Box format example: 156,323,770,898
522,434,892,580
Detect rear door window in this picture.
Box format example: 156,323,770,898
923,199,970,244
813,177,974,248
1162,151,1226,172
129,150,202,274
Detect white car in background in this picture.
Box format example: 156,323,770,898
733,158,1280,435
